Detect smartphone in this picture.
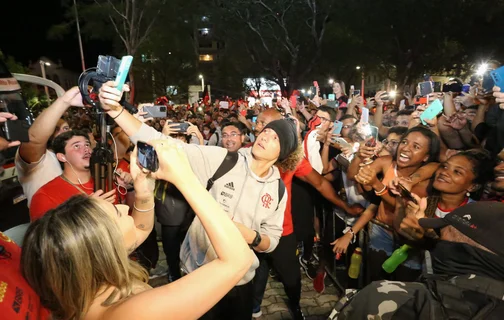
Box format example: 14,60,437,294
219,101,229,109
334,137,351,148
252,116,257,123
419,81,433,96
326,100,339,108
114,55,133,91
170,122,190,133
328,93,336,100
420,99,443,125
143,105,167,118
398,183,417,204
308,86,317,100
490,66,504,89
360,107,369,123
353,89,361,96
482,71,494,93
1,120,30,142
365,136,376,147
137,141,159,172
461,84,471,93
433,81,442,93
332,120,343,135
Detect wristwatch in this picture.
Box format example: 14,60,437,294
343,227,356,244
251,230,262,247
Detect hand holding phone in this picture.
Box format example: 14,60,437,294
420,99,443,125
137,141,159,172
398,183,418,204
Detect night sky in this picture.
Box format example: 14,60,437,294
1,0,112,73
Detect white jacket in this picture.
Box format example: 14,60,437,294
130,124,286,285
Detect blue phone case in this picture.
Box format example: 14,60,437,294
491,66,504,89
332,121,343,135
115,55,133,91
420,99,443,125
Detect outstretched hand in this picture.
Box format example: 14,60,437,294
98,81,130,111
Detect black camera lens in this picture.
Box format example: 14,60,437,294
160,106,167,112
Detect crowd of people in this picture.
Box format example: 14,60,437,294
1,66,504,320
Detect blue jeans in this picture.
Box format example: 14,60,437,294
368,222,422,270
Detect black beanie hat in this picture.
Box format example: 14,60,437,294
263,119,298,161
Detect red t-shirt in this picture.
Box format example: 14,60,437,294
30,176,94,221
0,232,50,319
279,157,313,236
117,159,131,204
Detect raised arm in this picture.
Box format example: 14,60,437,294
18,87,83,163
103,140,252,320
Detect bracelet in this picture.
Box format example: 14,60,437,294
376,189,389,197
111,107,125,120
374,185,387,195
133,202,155,212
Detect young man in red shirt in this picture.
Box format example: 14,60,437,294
29,130,116,221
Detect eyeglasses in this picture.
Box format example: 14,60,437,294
319,117,331,123
222,133,241,138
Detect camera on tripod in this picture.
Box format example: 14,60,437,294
78,55,136,114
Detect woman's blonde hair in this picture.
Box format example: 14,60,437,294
21,195,148,319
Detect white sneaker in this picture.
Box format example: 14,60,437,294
252,309,262,318
149,265,168,279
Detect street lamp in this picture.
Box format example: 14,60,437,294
199,74,205,92
39,60,51,101
328,78,334,85
356,66,361,70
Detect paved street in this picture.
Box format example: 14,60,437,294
149,242,340,319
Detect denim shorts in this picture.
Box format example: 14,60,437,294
368,221,422,270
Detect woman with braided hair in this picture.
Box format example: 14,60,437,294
400,149,494,222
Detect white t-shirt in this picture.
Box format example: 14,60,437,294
15,150,62,207
435,198,475,218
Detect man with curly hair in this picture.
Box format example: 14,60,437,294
96,82,301,320
250,108,365,320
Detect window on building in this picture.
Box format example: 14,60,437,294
199,54,214,62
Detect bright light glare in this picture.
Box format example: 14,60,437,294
301,89,306,94
389,91,396,98
328,79,334,84
260,78,265,82
476,63,488,76
362,124,372,135
356,66,361,70
199,74,203,79
307,90,312,95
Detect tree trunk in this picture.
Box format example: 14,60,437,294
128,70,136,104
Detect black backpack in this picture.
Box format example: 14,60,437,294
155,151,286,226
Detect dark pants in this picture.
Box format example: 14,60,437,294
134,227,159,270
252,233,301,309
160,224,188,280
200,281,254,320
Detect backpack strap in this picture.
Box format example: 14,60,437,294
276,178,286,211
206,151,239,191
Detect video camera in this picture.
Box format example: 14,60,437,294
77,55,137,114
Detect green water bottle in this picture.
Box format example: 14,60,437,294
348,247,363,279
382,245,411,273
